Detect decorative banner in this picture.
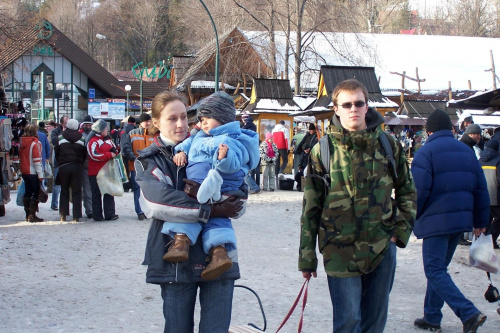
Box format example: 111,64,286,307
34,21,53,40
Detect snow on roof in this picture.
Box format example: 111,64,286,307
242,30,500,92
369,96,399,108
255,99,301,111
190,80,235,89
293,96,316,110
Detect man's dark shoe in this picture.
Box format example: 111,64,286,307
459,237,472,246
105,215,119,221
414,318,441,332
51,206,58,211
138,213,146,220
463,312,486,333
93,217,104,222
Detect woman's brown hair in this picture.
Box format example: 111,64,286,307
149,90,188,136
22,123,38,138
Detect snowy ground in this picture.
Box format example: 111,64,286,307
1,188,499,333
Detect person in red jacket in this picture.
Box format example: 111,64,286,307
19,123,44,222
86,119,118,221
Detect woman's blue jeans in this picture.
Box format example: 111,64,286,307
327,241,397,333
421,232,479,325
160,279,234,333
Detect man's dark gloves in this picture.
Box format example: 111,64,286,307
210,197,243,218
183,178,201,199
109,147,117,153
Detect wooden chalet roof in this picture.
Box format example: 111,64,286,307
173,27,273,91
0,20,168,99
243,78,301,113
448,89,500,112
399,100,459,121
313,65,395,109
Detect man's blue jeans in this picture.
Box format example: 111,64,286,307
160,279,234,333
51,166,60,209
327,242,396,333
421,232,479,325
244,169,260,193
130,171,142,216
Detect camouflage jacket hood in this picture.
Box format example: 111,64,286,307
299,108,416,278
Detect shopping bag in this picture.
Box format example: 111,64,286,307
96,157,124,197
16,179,25,206
43,164,53,179
38,183,48,203
469,234,500,273
114,154,129,183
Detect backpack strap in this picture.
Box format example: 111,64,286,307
305,135,331,190
379,132,398,179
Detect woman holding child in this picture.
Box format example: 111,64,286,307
135,90,244,333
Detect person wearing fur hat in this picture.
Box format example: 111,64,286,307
162,91,260,280
412,109,489,332
260,132,278,191
120,113,154,220
86,119,119,221
54,119,87,222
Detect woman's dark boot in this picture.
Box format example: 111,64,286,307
201,246,233,281
28,198,44,223
23,198,30,221
0,204,5,217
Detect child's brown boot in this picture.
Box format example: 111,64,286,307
201,245,233,280
163,234,190,262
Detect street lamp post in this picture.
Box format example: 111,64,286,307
124,84,131,117
96,33,143,111
198,0,219,92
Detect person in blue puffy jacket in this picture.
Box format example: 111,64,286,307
164,91,259,281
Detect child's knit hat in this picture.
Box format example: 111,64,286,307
265,132,273,140
197,91,235,125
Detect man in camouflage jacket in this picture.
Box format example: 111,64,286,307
299,79,416,333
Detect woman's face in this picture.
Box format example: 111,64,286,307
101,127,109,137
153,99,188,143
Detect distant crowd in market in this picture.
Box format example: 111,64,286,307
6,113,154,222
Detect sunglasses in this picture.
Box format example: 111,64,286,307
338,101,366,109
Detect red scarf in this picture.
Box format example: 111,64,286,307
266,140,275,158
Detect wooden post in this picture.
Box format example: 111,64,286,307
416,68,421,94
221,81,226,91
234,82,240,95
258,62,261,78
400,71,405,103
468,80,471,90
448,81,452,100
187,84,195,105
242,73,247,98
491,50,497,89
378,76,381,85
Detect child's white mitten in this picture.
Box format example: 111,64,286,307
197,169,223,203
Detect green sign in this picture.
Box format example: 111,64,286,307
131,56,172,80
34,21,53,40
33,45,54,56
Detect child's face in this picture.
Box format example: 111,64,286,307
200,117,222,135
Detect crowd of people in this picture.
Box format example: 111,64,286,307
10,112,155,223
6,82,497,333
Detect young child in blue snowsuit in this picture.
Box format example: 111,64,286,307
161,91,260,280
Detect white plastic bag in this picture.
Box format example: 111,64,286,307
469,234,500,273
96,157,124,196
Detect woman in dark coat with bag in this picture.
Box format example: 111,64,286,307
135,90,243,333
86,119,118,221
55,119,87,222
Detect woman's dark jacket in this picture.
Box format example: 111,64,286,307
54,129,87,167
135,136,240,284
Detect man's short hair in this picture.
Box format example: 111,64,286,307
59,115,68,124
332,79,369,106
